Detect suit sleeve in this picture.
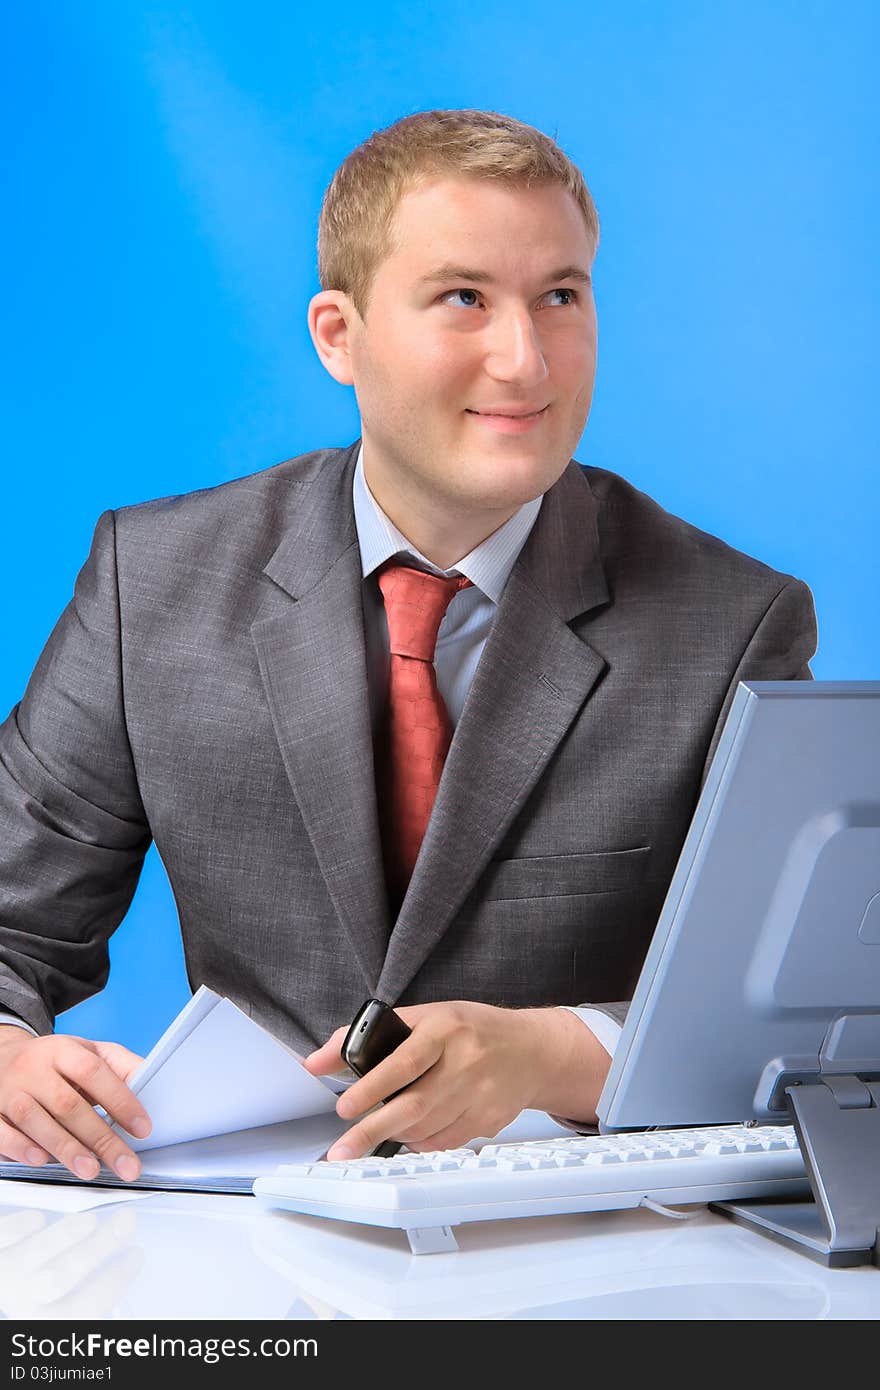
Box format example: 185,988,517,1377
573,574,819,1032
698,576,817,783
0,511,152,1034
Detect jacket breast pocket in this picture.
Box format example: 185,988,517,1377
478,846,652,902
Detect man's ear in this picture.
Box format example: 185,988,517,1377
308,290,360,386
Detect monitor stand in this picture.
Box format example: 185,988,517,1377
712,1076,880,1267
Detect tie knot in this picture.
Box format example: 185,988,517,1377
377,561,473,661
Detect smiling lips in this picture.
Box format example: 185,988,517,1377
466,405,549,435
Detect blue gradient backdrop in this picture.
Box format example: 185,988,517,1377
2,3,877,1053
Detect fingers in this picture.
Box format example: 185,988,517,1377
67,1044,151,1140
302,1027,348,1075
320,1010,456,1158
0,1092,102,1180
0,1119,50,1167
328,1060,481,1159
0,1085,139,1182
92,1041,146,1085
304,1007,433,1077
336,1030,444,1118
326,1083,485,1159
0,1036,151,1182
318,1001,535,1160
57,1041,151,1139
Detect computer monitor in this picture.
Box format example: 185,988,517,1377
597,681,880,1267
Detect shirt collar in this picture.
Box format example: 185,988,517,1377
352,444,542,605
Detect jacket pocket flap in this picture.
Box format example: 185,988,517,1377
479,846,651,901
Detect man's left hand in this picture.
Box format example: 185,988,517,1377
303,1001,609,1160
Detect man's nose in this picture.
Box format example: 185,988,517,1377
483,307,549,388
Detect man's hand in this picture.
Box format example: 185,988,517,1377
304,1001,611,1160
0,1027,151,1182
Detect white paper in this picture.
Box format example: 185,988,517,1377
120,985,219,1093
124,991,339,1152
137,1113,351,1181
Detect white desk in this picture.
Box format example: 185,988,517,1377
0,1182,877,1320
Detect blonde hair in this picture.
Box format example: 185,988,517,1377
317,109,599,318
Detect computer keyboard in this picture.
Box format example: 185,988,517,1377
253,1123,809,1253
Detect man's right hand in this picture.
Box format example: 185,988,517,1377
0,1027,151,1182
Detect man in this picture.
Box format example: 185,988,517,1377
0,110,816,1181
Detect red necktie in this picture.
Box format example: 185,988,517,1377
376,561,473,912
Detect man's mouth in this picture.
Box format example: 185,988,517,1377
465,405,549,433
466,405,549,419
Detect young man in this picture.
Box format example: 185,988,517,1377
0,110,816,1179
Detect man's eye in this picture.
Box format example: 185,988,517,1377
545,288,578,306
442,288,482,308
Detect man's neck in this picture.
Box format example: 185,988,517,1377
362,456,519,571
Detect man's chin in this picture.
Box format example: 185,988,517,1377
454,450,570,509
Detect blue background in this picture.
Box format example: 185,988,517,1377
2,2,877,1054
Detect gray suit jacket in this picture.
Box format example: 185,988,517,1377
0,442,817,1052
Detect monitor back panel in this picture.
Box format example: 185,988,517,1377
599,682,880,1131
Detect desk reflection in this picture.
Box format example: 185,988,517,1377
0,1190,875,1320
248,1206,838,1320
0,1205,143,1319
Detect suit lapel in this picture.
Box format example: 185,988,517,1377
376,461,610,1001
250,442,391,993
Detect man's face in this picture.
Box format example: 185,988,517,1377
343,177,598,525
